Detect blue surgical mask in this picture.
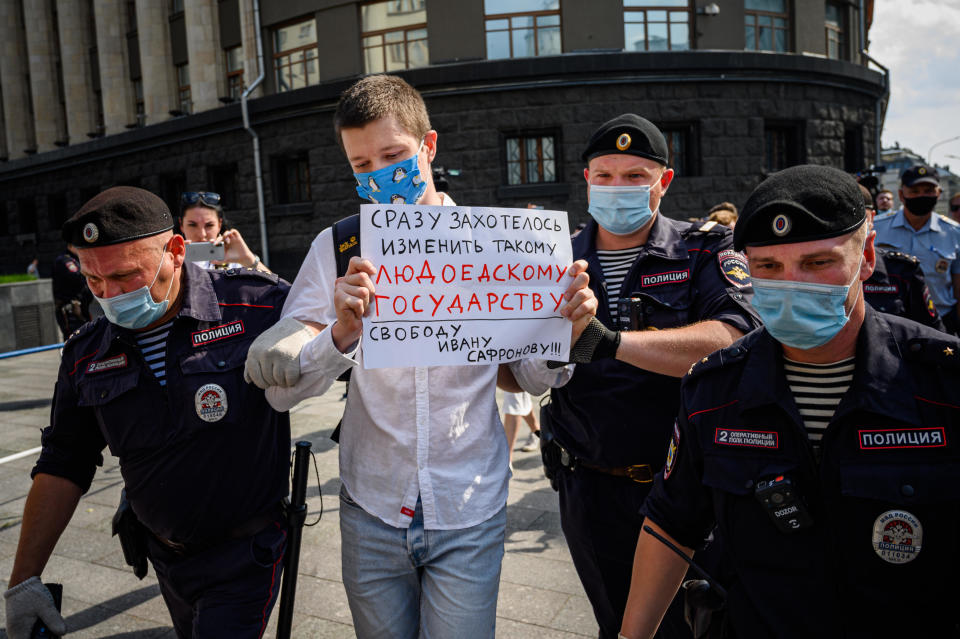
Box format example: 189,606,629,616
751,258,864,350
588,184,654,235
95,247,175,330
353,141,427,205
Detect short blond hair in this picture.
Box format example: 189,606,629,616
334,75,431,151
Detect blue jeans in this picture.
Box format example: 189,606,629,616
339,486,505,639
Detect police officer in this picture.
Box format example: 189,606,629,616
51,247,92,339
4,187,291,639
858,183,946,331
874,165,960,334
620,165,960,639
539,114,758,638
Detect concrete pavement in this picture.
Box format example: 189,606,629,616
0,350,599,638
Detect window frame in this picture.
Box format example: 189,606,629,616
763,120,805,173
623,2,692,52
272,152,312,205
175,63,191,114
272,16,320,94
744,0,790,53
360,0,429,74
659,122,699,177
824,1,845,61
485,5,562,60
225,45,244,100
501,130,560,186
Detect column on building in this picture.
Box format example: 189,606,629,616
238,0,264,99
93,0,135,135
23,0,66,151
56,0,97,143
135,0,176,123
184,0,222,112
0,0,35,159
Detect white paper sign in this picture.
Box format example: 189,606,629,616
360,204,573,369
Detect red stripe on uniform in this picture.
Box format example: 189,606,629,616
69,350,98,376
914,395,960,411
687,248,712,254
687,399,739,420
218,302,275,309
258,523,288,639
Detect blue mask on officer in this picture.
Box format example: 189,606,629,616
750,254,864,350
588,184,654,235
95,246,175,330
353,141,427,205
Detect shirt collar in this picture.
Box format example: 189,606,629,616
178,261,222,323
575,213,688,261
891,209,938,233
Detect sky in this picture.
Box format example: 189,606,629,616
868,0,960,168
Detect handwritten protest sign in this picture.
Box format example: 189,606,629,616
360,204,573,369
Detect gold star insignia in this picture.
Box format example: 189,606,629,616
945,347,955,356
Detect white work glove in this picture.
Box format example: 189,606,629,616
4,576,67,639
244,317,315,389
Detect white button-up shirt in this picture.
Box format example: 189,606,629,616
266,196,572,530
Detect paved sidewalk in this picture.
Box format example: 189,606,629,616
0,351,598,638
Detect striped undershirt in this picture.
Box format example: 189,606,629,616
135,320,174,387
783,356,855,446
596,246,643,326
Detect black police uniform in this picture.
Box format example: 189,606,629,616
643,307,960,638
51,250,92,339
33,262,291,638
545,216,758,637
865,248,946,331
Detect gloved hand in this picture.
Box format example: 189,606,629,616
244,317,315,389
569,317,621,363
4,576,67,639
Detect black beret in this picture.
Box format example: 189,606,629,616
62,187,174,247
733,165,865,251
581,114,669,165
900,164,939,187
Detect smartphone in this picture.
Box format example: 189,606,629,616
31,582,62,638
185,241,225,263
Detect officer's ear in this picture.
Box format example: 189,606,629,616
659,167,675,192
167,234,186,269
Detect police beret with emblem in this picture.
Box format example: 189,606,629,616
900,164,939,187
733,165,865,251
581,113,669,165
62,186,174,247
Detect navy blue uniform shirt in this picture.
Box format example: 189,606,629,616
547,217,758,467
34,262,291,544
865,248,945,331
643,308,960,637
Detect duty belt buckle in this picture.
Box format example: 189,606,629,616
559,448,576,470
626,464,653,484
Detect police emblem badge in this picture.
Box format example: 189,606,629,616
935,258,949,274
82,223,99,243
771,214,791,237
872,509,922,565
195,383,228,423
664,420,680,480
718,249,751,288
616,133,632,151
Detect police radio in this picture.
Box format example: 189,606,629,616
754,475,813,533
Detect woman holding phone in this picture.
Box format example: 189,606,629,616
179,191,271,272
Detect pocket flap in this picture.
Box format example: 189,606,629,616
78,371,140,406
179,339,251,375
840,462,960,504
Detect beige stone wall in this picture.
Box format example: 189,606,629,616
135,0,176,122
185,0,223,112
0,0,36,159
57,0,97,141
23,0,67,151
93,0,135,135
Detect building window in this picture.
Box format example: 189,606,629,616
133,78,145,125
624,0,690,52
161,173,187,218
225,46,244,99
660,124,697,177
361,0,429,73
273,18,319,93
175,63,191,114
485,0,561,60
764,122,803,172
208,164,238,210
273,153,311,204
125,0,136,33
825,1,845,60
504,134,557,185
843,126,863,173
17,199,37,235
745,0,789,53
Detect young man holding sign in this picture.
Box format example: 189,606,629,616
243,75,597,638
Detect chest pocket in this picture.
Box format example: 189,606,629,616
178,338,253,430
77,365,168,457
865,290,905,316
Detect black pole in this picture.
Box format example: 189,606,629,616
276,441,311,639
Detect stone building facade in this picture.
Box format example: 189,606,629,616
0,0,886,280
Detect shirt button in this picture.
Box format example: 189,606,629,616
901,484,915,497
99,390,108,399
733,293,743,301
217,361,226,368
743,479,754,490
909,342,922,353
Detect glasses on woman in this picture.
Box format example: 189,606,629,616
181,191,222,207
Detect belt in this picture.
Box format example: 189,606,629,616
577,461,655,484
154,505,282,555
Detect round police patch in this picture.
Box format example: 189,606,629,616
771,214,791,237
82,223,99,243
872,509,922,565
195,383,228,423
616,133,632,151
664,420,680,480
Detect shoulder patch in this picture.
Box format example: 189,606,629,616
698,220,718,232
717,249,751,288
686,342,748,378
882,250,919,264
938,214,959,228
904,337,960,369
222,268,279,284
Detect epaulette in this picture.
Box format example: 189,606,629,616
685,342,748,377
938,214,960,228
880,249,919,265
62,317,103,349
222,267,280,284
903,336,960,370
